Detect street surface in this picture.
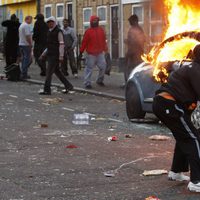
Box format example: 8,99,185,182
0,79,200,200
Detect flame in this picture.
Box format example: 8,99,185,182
144,0,200,82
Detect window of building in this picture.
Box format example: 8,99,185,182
44,4,52,19
83,8,92,31
56,3,64,28
150,2,163,44
66,2,73,26
56,3,64,19
132,4,144,24
97,6,107,24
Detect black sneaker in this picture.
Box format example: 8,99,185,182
39,91,51,95
96,82,105,87
85,85,92,89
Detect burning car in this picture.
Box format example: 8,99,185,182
125,0,200,126
125,31,200,124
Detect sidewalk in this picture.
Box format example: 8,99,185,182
0,56,126,100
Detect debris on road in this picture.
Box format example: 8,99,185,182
72,113,89,125
149,135,171,141
42,97,63,105
40,123,48,128
108,136,118,141
145,196,160,200
125,134,133,138
0,74,6,80
103,156,157,178
103,170,116,177
66,144,78,149
109,99,123,103
91,117,106,121
143,169,168,176
112,112,119,118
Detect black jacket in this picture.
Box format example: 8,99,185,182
47,26,62,57
33,19,48,45
157,61,200,106
1,20,20,47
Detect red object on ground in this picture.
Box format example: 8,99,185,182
66,144,78,149
111,136,117,141
0,76,5,80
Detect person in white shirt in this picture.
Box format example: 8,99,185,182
19,15,33,80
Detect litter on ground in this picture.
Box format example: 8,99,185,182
143,169,168,176
149,135,171,141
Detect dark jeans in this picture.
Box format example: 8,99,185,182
44,56,73,93
19,45,32,77
153,95,200,182
61,48,77,75
34,43,46,74
5,45,19,67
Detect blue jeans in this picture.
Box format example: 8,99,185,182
84,53,106,86
19,46,32,77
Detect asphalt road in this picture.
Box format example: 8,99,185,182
0,80,199,200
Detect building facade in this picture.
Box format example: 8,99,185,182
0,0,165,59
41,0,165,60
0,0,37,23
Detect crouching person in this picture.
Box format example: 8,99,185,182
39,16,73,95
153,44,200,192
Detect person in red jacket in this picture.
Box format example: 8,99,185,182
79,15,107,89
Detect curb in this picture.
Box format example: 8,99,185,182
27,79,125,101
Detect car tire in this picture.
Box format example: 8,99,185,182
126,82,146,119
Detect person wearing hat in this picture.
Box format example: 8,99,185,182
153,44,200,192
124,14,145,82
39,16,73,95
79,15,108,89
33,13,48,76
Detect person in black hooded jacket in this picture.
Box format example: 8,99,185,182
1,14,20,67
33,14,48,76
153,44,200,193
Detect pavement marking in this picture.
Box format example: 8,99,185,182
25,99,35,102
135,124,153,130
0,92,4,95
62,107,75,112
9,95,18,98
84,112,96,116
108,118,123,123
42,103,50,106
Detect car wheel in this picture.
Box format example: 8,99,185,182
126,82,146,119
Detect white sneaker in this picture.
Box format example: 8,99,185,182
168,171,190,181
74,74,78,78
188,181,200,192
